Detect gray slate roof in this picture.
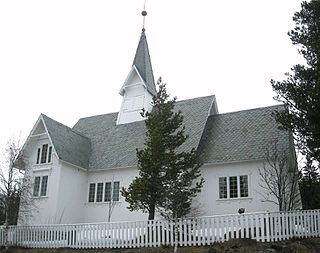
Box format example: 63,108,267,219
132,30,156,95
72,95,215,170
198,105,290,164
41,114,91,168
40,99,289,170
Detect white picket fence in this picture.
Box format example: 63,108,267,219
1,209,320,249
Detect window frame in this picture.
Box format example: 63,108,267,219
218,175,249,199
88,181,121,203
33,175,49,197
35,144,53,165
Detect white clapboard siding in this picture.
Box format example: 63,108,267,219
1,209,319,249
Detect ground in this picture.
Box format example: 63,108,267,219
1,238,320,253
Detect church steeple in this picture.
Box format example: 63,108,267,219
132,30,156,95
116,11,156,125
119,30,156,96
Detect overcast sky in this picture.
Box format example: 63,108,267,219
0,0,304,152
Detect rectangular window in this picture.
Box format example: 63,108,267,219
36,148,41,164
88,183,96,203
104,182,111,202
113,181,120,201
33,176,48,197
219,175,249,199
219,177,227,199
96,183,103,202
40,144,48,164
240,175,248,197
33,176,41,196
48,146,52,163
88,181,120,203
40,176,48,196
229,176,238,198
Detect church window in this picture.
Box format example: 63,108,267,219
113,181,120,201
40,144,48,163
218,175,249,199
36,148,41,164
40,176,48,196
229,176,238,198
33,175,48,197
48,146,52,163
33,177,41,196
96,183,103,202
88,183,96,203
36,144,53,164
88,181,120,203
240,175,248,197
219,177,227,199
104,182,111,202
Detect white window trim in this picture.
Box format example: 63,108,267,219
32,175,49,198
218,175,250,200
35,144,53,165
87,181,121,204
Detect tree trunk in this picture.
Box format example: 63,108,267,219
148,204,155,220
4,209,9,253
173,219,178,253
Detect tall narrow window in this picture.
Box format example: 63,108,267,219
88,184,96,203
229,176,238,198
40,176,48,196
104,182,111,202
40,144,48,164
33,177,41,196
96,183,103,202
219,177,227,199
240,175,248,197
36,148,41,164
48,146,52,163
113,181,120,201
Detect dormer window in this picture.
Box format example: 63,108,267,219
36,144,52,164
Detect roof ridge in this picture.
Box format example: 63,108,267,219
176,95,215,104
41,113,90,140
211,104,284,117
74,111,118,122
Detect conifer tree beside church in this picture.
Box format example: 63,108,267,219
271,0,320,164
122,78,204,220
271,1,320,209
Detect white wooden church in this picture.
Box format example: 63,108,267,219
18,26,300,225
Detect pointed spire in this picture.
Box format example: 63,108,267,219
132,30,156,95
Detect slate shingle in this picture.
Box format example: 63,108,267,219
197,105,290,164
73,95,215,170
41,114,91,169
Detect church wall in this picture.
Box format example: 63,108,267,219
19,136,62,225
84,167,148,223
198,160,279,217
55,161,87,224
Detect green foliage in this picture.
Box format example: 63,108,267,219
299,155,320,209
122,78,203,220
271,1,320,164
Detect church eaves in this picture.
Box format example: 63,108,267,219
132,30,156,95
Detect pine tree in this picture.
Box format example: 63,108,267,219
271,1,320,164
122,78,203,220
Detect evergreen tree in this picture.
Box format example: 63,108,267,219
271,1,320,164
299,155,320,209
122,78,203,220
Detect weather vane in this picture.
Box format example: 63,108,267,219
141,0,147,32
